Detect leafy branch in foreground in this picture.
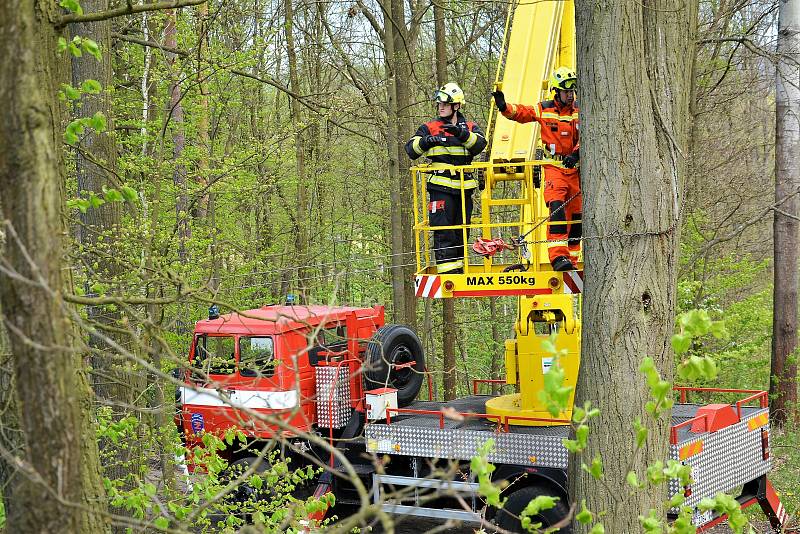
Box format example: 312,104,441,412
471,311,755,534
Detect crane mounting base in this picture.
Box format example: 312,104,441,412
485,393,572,427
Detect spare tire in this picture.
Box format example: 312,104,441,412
364,325,425,407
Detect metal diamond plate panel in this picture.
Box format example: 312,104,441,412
365,423,569,468
668,408,771,522
315,367,351,428
366,400,771,529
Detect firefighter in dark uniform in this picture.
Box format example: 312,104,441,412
405,83,488,274
492,67,581,272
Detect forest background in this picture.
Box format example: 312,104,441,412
0,0,798,531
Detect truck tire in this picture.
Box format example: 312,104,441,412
364,324,425,407
495,485,572,533
227,456,273,503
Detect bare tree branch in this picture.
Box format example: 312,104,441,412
58,0,208,27
111,32,376,142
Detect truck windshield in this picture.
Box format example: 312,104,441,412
239,336,275,378
193,335,236,376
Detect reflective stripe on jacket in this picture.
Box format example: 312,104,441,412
502,100,579,162
405,112,487,191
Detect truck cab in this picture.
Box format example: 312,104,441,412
176,304,427,466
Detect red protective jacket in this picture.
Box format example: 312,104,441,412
502,99,579,165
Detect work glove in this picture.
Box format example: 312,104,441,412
442,123,471,142
491,90,507,112
420,134,446,151
563,150,579,168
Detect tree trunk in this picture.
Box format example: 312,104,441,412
489,297,501,394
195,1,210,219
381,0,408,324
70,2,141,521
284,0,310,303
71,1,124,399
570,0,697,530
165,10,190,264
433,0,447,85
443,300,457,400
770,0,800,428
0,315,21,522
380,0,419,328
0,1,108,531
432,10,456,400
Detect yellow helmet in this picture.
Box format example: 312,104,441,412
550,67,577,91
433,82,465,106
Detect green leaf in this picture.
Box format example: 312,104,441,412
671,333,691,355
87,192,105,209
82,38,102,61
626,471,641,488
562,438,580,453
88,111,107,132
68,42,82,57
575,424,589,447
582,455,603,480
633,418,648,448
142,482,157,497
104,188,124,202
575,500,592,524
249,474,263,489
709,320,729,339
120,185,138,203
521,495,557,516
153,517,169,529
589,524,605,534
640,510,663,534
61,84,81,100
668,492,685,508
64,119,85,145
59,0,83,15
646,460,666,485
80,79,102,94
57,37,68,53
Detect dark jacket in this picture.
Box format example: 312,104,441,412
405,111,487,191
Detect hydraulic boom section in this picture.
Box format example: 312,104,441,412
485,0,580,425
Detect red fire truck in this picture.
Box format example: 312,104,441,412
176,303,789,532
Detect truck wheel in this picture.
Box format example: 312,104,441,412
364,324,425,407
227,456,273,503
495,485,572,533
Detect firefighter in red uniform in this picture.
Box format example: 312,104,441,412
492,67,581,272
405,83,488,274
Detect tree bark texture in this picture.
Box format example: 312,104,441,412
70,0,134,416
165,10,190,264
194,1,210,219
284,0,311,303
570,0,697,530
0,314,22,523
381,0,418,328
770,0,800,427
0,1,108,532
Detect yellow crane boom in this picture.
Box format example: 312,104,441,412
410,0,581,424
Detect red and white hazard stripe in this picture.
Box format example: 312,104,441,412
563,270,584,294
776,501,788,525
415,275,442,298
765,480,789,527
